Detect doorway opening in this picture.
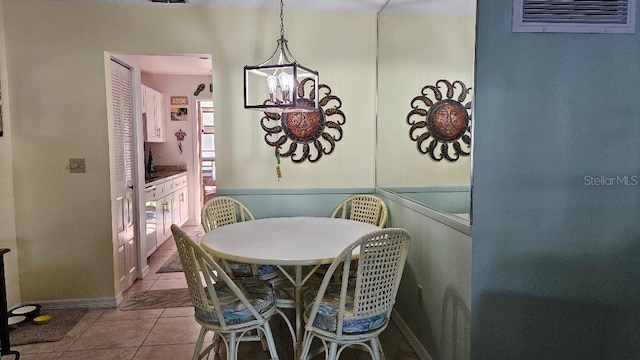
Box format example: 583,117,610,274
198,99,216,205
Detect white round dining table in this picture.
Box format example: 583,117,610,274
200,216,379,265
200,216,380,355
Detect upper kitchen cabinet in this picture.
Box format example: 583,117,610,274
142,84,165,142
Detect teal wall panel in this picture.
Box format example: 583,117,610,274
380,190,471,360
386,186,471,214
216,188,375,219
472,1,640,359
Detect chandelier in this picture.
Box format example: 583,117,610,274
243,0,319,113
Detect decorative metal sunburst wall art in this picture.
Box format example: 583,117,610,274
406,79,472,162
261,78,346,163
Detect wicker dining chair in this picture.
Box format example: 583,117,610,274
330,194,388,228
170,224,280,360
318,194,390,284
200,196,293,330
201,196,255,232
299,228,411,360
201,196,279,281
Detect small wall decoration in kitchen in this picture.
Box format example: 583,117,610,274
261,78,345,163
194,83,205,96
175,129,186,154
171,107,188,122
406,79,472,162
171,96,188,106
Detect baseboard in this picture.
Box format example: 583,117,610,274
26,297,118,310
140,264,150,279
391,309,434,360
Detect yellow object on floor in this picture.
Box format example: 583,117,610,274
33,314,51,324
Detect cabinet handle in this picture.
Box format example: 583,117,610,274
163,203,169,213
180,193,184,202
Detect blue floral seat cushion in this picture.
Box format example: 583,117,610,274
225,261,279,280
195,278,276,325
304,286,387,334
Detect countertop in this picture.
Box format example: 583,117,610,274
145,166,187,186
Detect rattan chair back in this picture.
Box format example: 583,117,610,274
201,196,255,232
330,194,388,228
300,228,411,360
170,225,279,360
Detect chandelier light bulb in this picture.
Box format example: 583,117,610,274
266,75,278,102
278,72,292,103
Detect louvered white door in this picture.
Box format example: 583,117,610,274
111,59,138,293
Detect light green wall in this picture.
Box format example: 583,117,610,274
377,13,474,189
0,0,21,308
2,1,376,302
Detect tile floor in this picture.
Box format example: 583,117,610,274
6,225,419,360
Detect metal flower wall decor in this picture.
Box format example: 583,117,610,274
406,79,472,162
261,78,346,163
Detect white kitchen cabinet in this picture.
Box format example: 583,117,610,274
172,175,189,227
154,178,173,248
146,173,189,255
158,194,173,246
142,84,165,143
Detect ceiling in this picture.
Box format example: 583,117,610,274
138,55,213,76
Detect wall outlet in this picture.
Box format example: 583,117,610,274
69,158,86,173
417,284,424,306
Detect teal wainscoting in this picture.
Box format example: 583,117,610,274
216,187,375,219
384,186,471,215
378,189,471,360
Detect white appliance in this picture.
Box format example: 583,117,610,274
144,185,158,257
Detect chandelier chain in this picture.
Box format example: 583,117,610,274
280,0,285,38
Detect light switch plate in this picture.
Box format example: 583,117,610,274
69,158,86,173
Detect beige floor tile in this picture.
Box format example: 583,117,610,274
59,348,138,360
148,278,187,290
133,343,204,360
142,316,208,346
148,256,171,269
68,318,158,350
161,306,194,318
1,352,64,360
63,309,104,339
98,308,164,321
157,271,186,281
11,335,76,355
126,279,158,291
137,271,162,281
78,309,106,322
152,248,176,258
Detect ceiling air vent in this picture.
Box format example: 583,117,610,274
513,0,636,33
